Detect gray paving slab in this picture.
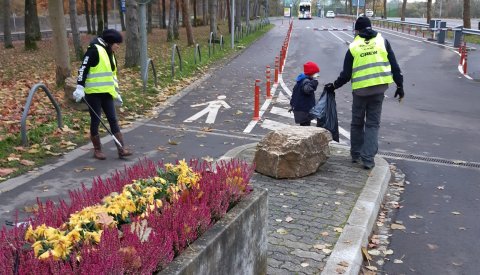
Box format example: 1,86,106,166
221,143,391,275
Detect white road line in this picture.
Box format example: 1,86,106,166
276,92,290,104
457,64,473,80
339,126,350,140
271,106,294,118
243,98,272,133
378,29,423,43
328,30,350,44
279,74,292,96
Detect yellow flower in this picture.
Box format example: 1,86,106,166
32,240,44,256
66,229,81,243
52,236,72,259
25,225,35,242
38,250,53,260
85,231,101,244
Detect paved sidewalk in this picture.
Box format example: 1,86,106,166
221,143,391,275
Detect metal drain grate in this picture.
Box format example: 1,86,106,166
378,151,480,169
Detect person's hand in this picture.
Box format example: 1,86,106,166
288,107,293,113
114,93,123,106
72,85,85,102
325,83,335,93
394,87,405,102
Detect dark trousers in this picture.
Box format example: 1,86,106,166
350,93,384,165
85,93,120,136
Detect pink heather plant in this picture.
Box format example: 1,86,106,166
0,158,254,274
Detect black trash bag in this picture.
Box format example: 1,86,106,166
309,88,339,142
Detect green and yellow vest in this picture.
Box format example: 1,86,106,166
349,33,393,90
84,44,119,98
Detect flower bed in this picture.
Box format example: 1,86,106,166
0,159,254,274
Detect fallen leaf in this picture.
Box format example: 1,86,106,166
427,243,439,250
202,156,214,162
20,160,35,166
235,110,243,115
335,267,345,274
451,211,461,215
362,247,372,261
83,166,96,171
285,216,293,223
365,265,378,271
452,262,463,266
335,201,341,205
97,212,115,227
383,249,394,255
275,219,282,222
394,259,404,264
437,185,445,190
322,248,332,254
458,227,466,230
0,168,17,176
334,227,343,233
157,146,168,151
313,244,326,250
168,139,179,145
276,228,288,235
368,249,381,256
201,127,213,132
337,261,349,267
321,231,329,237
409,214,424,219
300,262,309,267
290,192,298,196
391,223,406,230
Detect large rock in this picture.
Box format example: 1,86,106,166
253,126,332,179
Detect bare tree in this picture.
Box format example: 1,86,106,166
69,0,83,60
463,0,471,28
401,0,407,20
209,0,218,36
48,0,71,86
174,0,180,38
84,0,92,33
235,0,241,32
32,0,41,40
119,1,126,31
125,0,140,67
24,0,38,50
383,0,387,18
103,0,108,28
147,2,152,33
246,0,250,26
181,0,195,45
427,0,432,23
91,0,96,31
168,0,176,40
226,0,231,33
193,0,197,26
96,0,103,34
3,0,14,48
203,0,207,25
162,0,167,28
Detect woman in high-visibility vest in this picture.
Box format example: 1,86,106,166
73,29,132,160
325,17,404,169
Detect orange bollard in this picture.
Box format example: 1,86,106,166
253,79,260,120
266,66,272,99
459,44,465,65
274,57,279,84
463,48,468,74
279,50,283,73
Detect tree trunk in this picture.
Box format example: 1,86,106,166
193,0,197,26
69,0,83,60
174,0,180,39
103,0,108,28
32,0,41,40
147,2,152,33
181,0,195,45
91,0,96,31
209,0,217,36
463,0,471,28
235,0,241,33
119,1,126,31
372,0,376,16
124,0,140,67
444,0,448,17
24,0,38,50
167,0,175,41
427,0,432,23
226,0,231,33
48,0,71,86
162,0,167,28
84,0,92,33
383,0,387,18
246,0,250,26
203,0,207,26
401,0,407,20
3,0,14,48
96,0,103,34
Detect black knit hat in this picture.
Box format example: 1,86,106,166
101,29,123,44
354,16,372,31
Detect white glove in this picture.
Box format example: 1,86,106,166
114,93,123,106
73,85,85,102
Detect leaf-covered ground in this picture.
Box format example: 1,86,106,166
0,23,270,181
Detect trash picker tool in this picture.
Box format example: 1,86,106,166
82,98,123,148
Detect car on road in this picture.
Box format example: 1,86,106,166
326,11,335,18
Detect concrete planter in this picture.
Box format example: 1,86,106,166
158,188,268,275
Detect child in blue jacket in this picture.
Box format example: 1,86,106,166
289,61,320,126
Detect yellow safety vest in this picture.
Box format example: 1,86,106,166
84,44,119,98
349,33,393,90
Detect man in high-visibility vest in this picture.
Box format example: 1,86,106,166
73,29,132,160
325,16,404,169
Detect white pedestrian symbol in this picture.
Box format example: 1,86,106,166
184,95,231,124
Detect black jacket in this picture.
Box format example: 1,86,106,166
77,37,117,87
333,29,403,90
290,73,319,112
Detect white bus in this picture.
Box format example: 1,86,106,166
298,1,312,19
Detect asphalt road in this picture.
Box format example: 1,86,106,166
1,17,480,274
279,18,480,274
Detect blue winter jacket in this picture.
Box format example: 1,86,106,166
290,73,319,112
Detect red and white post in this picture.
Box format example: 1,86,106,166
253,79,260,120
266,66,272,99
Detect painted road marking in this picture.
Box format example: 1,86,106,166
184,95,231,124
271,106,293,118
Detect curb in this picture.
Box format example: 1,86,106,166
321,150,391,275
220,143,391,275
